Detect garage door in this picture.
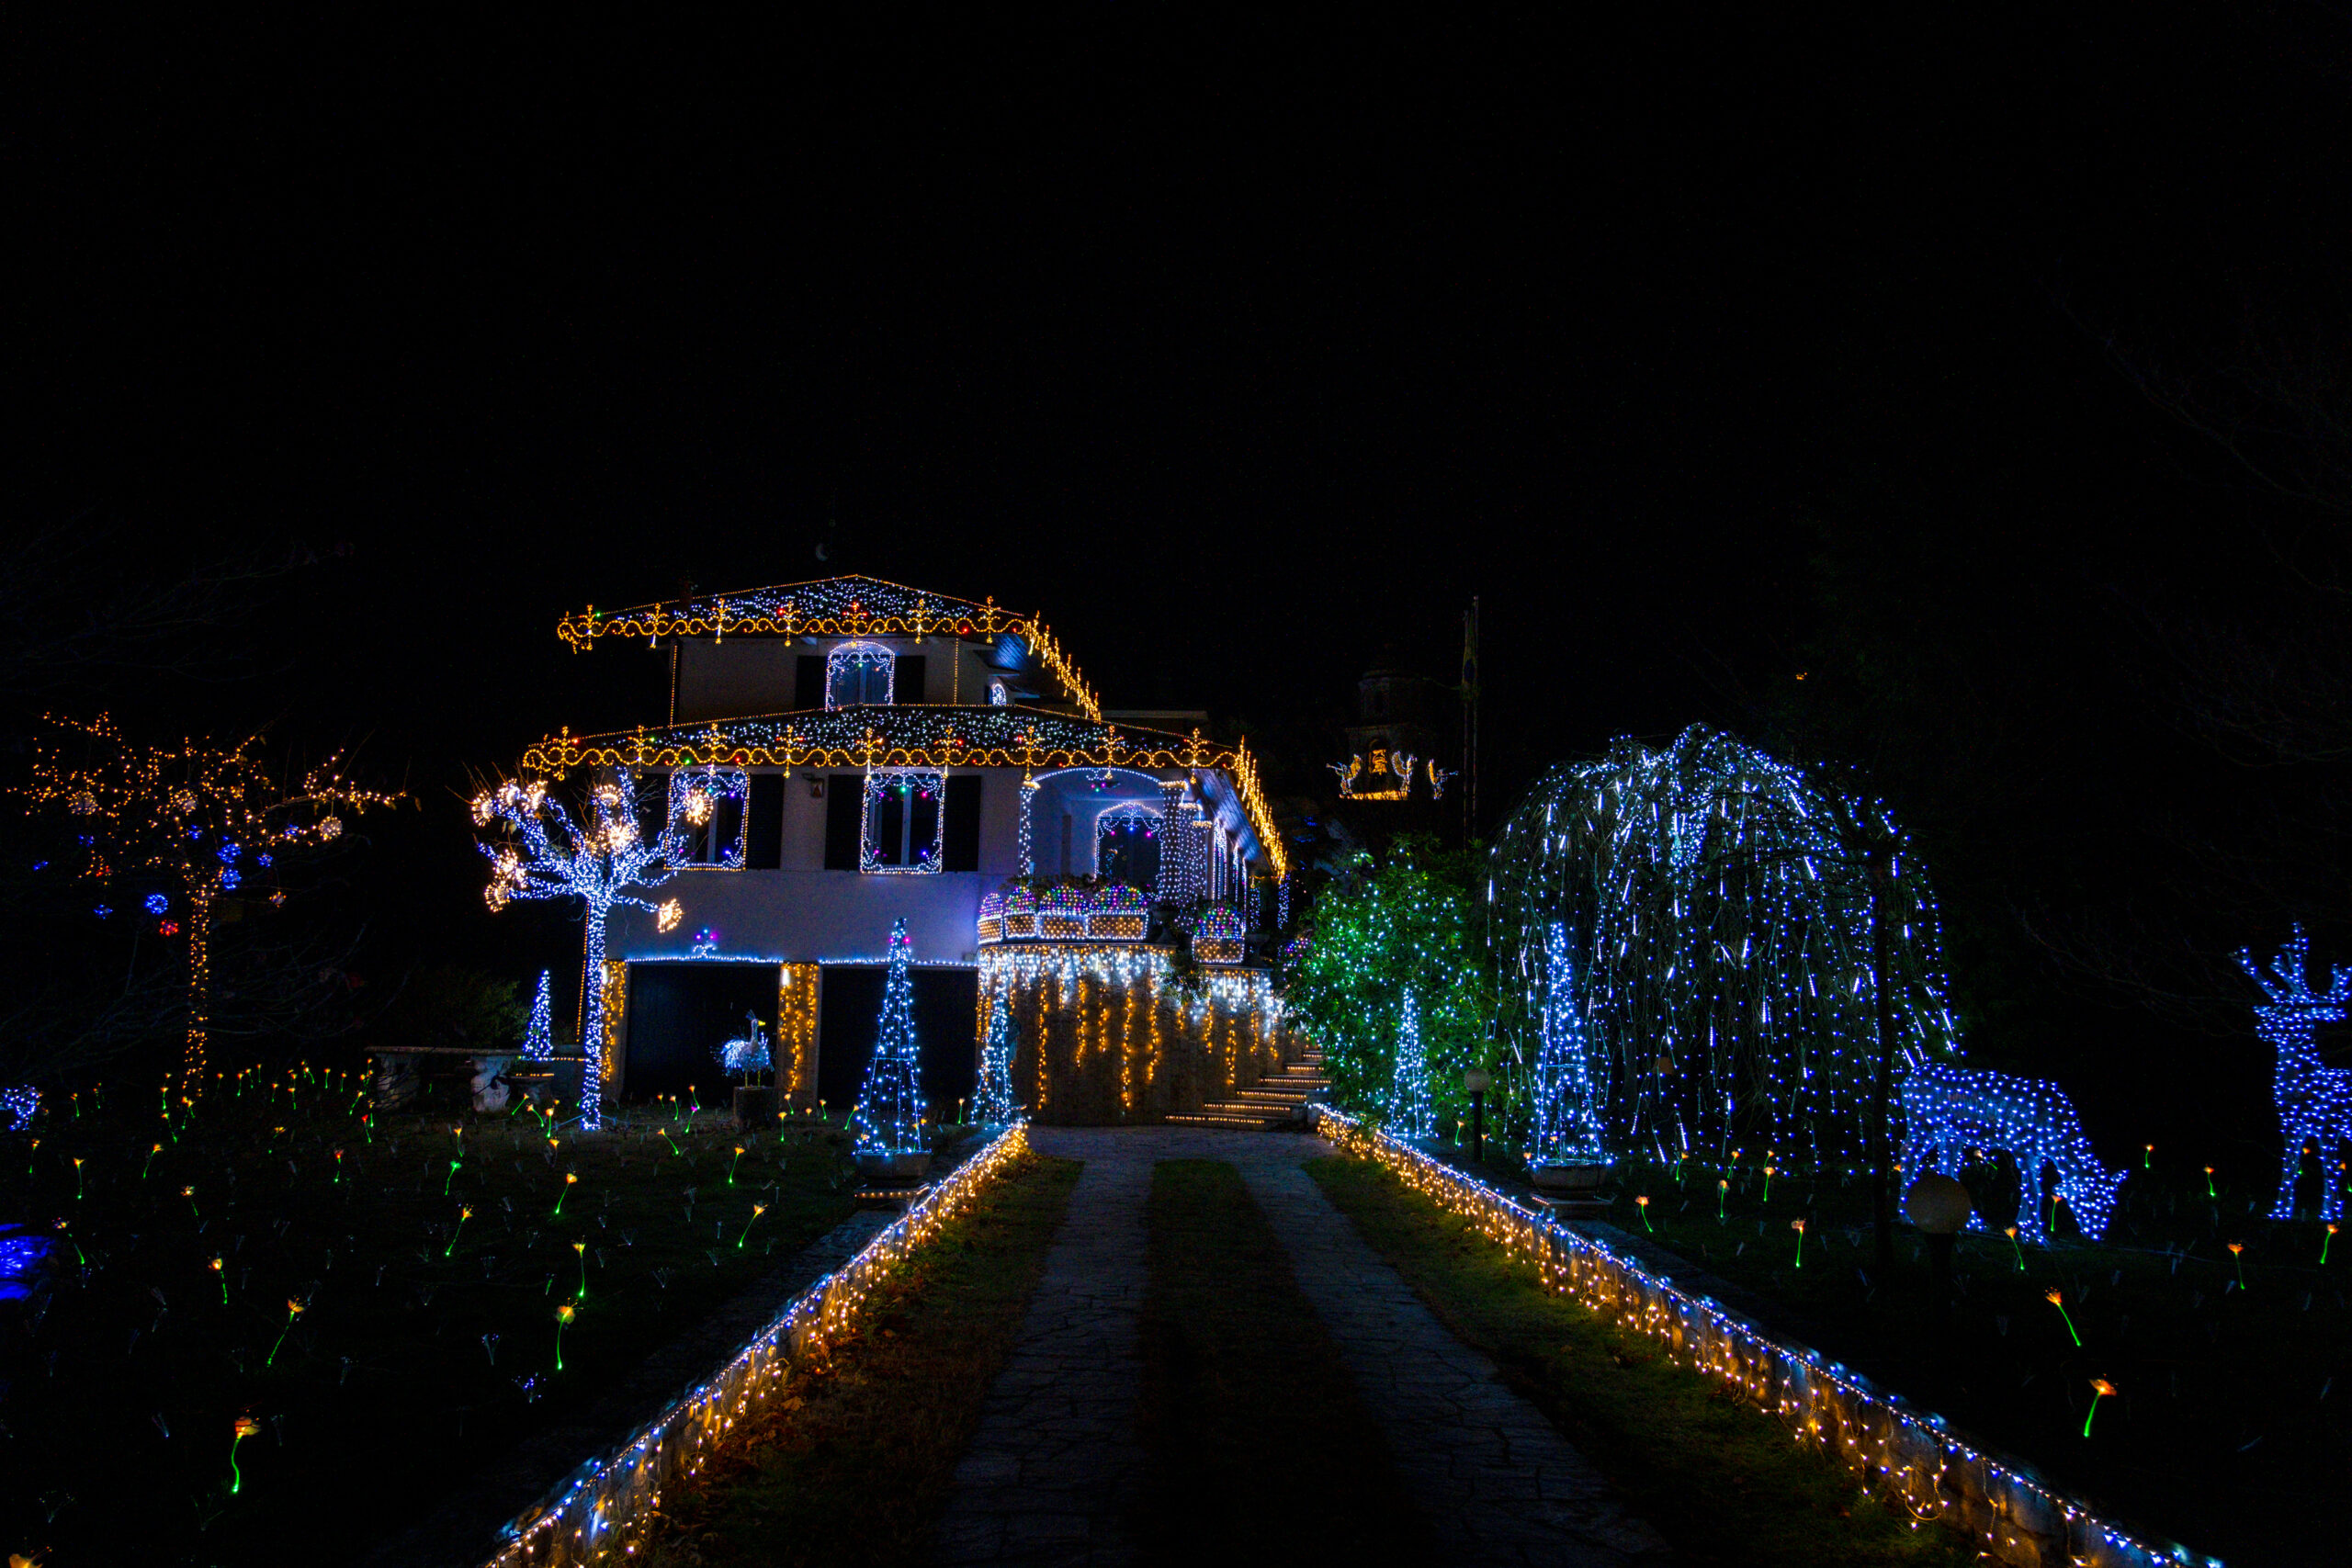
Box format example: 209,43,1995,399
814,965,980,1121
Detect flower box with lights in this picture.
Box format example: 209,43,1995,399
978,882,1152,945
1192,903,1249,964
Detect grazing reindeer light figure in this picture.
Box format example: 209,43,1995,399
2241,927,2352,1224
1900,1062,2126,1243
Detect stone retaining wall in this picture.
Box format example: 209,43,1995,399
478,1122,1032,1568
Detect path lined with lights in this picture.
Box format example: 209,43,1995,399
1238,1156,1670,1566
936,1128,1662,1566
935,1135,1153,1565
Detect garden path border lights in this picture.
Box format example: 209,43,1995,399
1314,1108,2211,1568
478,1122,1031,1568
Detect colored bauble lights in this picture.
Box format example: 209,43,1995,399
2240,926,2352,1224
1488,724,1959,1169
1528,922,1610,1164
521,971,554,1062
849,919,930,1155
20,713,399,1100
472,771,682,1128
1389,989,1436,1141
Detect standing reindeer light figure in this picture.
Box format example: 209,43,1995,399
1901,1063,2127,1244
2241,927,2352,1224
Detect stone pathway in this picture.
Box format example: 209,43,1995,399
935,1127,1664,1566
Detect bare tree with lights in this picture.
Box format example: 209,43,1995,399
471,772,681,1128
20,713,400,1101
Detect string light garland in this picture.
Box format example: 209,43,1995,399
978,943,1290,1122
1487,725,1960,1170
555,574,1104,721
472,772,681,1128
2,1087,39,1133
1317,1107,2206,1568
521,709,1286,880
20,713,400,1100
776,964,819,1101
848,919,928,1155
481,1122,1030,1568
2238,926,2352,1223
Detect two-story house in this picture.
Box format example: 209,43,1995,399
526,575,1302,1124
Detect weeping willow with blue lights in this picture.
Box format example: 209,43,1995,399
1490,725,1962,1171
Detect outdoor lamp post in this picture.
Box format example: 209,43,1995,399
1904,1171,1973,1316
1464,1068,1491,1165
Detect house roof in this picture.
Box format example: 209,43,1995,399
524,703,1288,876
557,573,1102,721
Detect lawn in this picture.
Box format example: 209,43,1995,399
1136,1158,1433,1565
0,1062,874,1567
1405,1142,2348,1568
635,1150,1082,1568
1309,1154,1985,1568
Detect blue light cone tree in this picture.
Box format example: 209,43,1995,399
521,971,554,1061
1389,990,1436,1140
1529,923,1609,1164
975,989,1019,1125
850,919,929,1155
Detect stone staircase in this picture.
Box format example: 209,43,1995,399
1165,1044,1329,1130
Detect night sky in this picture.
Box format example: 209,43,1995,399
15,8,2351,1153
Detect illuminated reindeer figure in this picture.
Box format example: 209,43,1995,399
1900,1062,2127,1243
2241,928,2352,1223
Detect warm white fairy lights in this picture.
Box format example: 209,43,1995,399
557,574,1105,721
1317,1108,2206,1568
480,1122,1030,1568
1488,725,1960,1170
22,713,399,1099
524,708,1287,880
978,943,1288,1120
2240,926,2352,1223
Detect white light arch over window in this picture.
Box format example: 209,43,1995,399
1093,802,1164,885
989,680,1010,705
826,642,895,709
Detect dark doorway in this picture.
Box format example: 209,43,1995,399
624,962,777,1104
815,965,980,1120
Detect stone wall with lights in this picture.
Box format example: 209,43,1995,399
1317,1109,2202,1568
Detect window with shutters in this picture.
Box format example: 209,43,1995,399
861,769,945,873
667,771,747,867
825,642,894,708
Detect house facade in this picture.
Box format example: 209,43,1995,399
529,575,1301,1123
